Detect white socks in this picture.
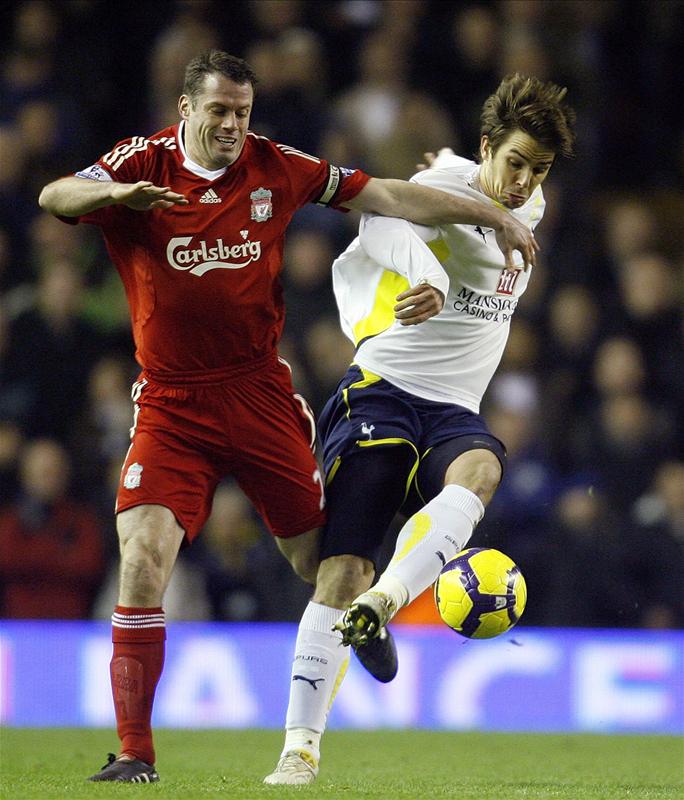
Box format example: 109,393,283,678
280,486,484,762
283,601,350,760
373,484,485,608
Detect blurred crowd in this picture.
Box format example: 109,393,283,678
0,0,682,629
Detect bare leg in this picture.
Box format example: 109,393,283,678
275,527,321,585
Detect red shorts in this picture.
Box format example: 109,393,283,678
116,354,326,541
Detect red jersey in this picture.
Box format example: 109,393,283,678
70,123,370,377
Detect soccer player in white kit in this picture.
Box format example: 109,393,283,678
265,74,576,785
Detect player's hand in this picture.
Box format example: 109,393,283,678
111,181,189,211
415,147,455,172
493,213,539,271
394,282,445,325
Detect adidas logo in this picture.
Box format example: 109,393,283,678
199,188,221,204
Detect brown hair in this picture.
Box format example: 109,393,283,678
480,74,576,158
183,50,258,104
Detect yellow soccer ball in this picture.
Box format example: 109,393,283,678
434,548,527,638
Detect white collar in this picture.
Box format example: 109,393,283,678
177,120,228,181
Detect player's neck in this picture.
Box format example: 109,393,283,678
477,163,495,202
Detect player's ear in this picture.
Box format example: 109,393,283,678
480,135,491,162
178,94,191,120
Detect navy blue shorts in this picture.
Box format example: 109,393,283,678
318,364,506,563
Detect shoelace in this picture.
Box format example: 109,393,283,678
277,753,315,774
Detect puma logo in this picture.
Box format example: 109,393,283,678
292,675,325,690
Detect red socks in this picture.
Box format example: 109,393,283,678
111,606,166,765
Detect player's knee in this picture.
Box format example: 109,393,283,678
445,451,502,505
313,554,374,608
119,538,168,602
290,550,319,585
276,528,320,584
474,456,502,496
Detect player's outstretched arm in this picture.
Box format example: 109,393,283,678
344,177,538,271
38,176,188,217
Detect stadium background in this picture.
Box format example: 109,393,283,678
0,0,682,734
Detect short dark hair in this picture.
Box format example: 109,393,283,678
183,50,258,104
480,74,576,158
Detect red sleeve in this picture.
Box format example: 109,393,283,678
84,136,154,226
266,139,371,213
60,134,164,227
57,136,138,225
88,135,157,184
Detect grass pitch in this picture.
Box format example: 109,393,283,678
1,728,682,799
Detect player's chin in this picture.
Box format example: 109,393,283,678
504,194,527,209
211,145,236,164
212,149,235,165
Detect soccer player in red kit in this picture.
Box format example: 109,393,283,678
39,50,538,783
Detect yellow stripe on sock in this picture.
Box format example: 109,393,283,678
391,512,432,564
327,653,350,713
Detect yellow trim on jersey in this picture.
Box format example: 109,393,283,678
351,270,409,346
427,238,451,263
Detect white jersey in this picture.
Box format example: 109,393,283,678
331,152,545,413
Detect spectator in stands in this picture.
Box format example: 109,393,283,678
245,31,330,156
0,438,105,618
334,31,457,179
589,393,678,508
0,418,22,506
613,252,683,413
541,485,635,627
627,461,684,628
540,285,603,470
603,198,658,264
71,355,138,508
2,259,105,439
0,124,35,266
192,481,309,621
147,2,219,130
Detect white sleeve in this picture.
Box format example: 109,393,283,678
358,214,450,299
